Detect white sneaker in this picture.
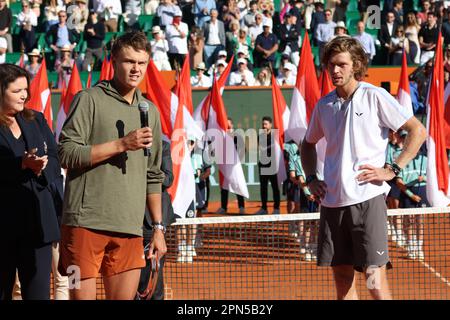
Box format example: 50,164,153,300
255,208,268,215
305,250,317,262
239,207,245,214
272,208,280,215
215,207,227,214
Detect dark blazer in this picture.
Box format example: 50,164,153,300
144,140,175,228
45,23,80,47
378,22,398,48
0,111,63,244
279,23,302,53
202,20,226,46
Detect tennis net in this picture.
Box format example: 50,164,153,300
162,207,450,300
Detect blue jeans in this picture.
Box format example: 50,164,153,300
204,44,224,68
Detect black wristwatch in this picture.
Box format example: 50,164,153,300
152,222,166,234
385,162,402,176
305,174,318,185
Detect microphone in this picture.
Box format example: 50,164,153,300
138,101,151,157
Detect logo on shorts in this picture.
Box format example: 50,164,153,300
376,250,385,256
187,210,195,218
355,112,363,117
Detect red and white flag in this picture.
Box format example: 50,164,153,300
193,56,249,198
444,81,450,148
17,53,25,68
99,54,114,81
426,34,450,206
86,71,92,89
55,63,83,141
318,69,334,97
167,59,196,217
288,31,321,145
397,50,414,117
145,59,202,141
27,59,52,130
271,73,289,186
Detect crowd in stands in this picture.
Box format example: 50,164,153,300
0,0,450,89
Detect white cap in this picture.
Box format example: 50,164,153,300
335,21,347,30
262,21,271,28
283,62,294,71
237,47,248,56
216,59,228,67
237,58,247,65
218,50,227,57
196,62,206,70
152,25,162,34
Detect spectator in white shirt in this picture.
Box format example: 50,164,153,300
214,59,228,80
151,25,172,71
315,9,336,58
276,62,296,86
202,8,226,68
17,1,38,52
94,0,122,32
191,62,212,87
229,58,255,86
144,0,159,15
156,0,181,28
208,49,227,75
165,9,189,69
353,21,376,65
249,13,264,46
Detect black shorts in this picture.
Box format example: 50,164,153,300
387,180,401,199
317,194,392,272
399,185,429,208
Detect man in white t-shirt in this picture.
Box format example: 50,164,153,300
165,9,188,69
190,62,212,88
300,36,426,300
0,37,7,64
228,58,255,86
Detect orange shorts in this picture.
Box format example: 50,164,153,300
59,225,145,279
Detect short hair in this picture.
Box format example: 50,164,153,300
262,116,272,123
0,64,34,126
324,9,332,15
111,31,151,58
427,11,436,17
322,37,368,81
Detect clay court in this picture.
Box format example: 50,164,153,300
80,201,450,300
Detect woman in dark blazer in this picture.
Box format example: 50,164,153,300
0,64,63,300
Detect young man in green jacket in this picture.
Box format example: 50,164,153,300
58,31,166,300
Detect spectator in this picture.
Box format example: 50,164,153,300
150,26,171,71
235,27,253,62
419,12,439,65
303,0,315,31
310,2,326,45
392,0,403,25
82,10,106,71
166,9,188,69
188,26,204,72
44,0,65,32
94,0,122,32
0,36,6,64
261,9,274,32
124,0,142,16
378,11,399,64
46,10,80,56
229,58,255,86
30,0,42,18
242,0,259,28
390,26,410,65
279,12,301,67
276,62,296,86
71,0,89,34
257,116,281,215
193,0,216,29
405,12,421,64
54,45,74,88
254,66,272,86
0,0,13,53
25,48,41,79
353,21,376,65
191,62,212,87
225,19,240,58
214,59,228,80
279,0,293,23
289,0,304,28
249,12,264,45
279,53,297,76
222,0,241,31
254,21,278,68
332,0,349,23
333,21,349,38
233,47,254,71
441,9,450,46
156,0,182,29
202,8,225,68
417,0,431,25
315,9,336,59
144,0,159,15
17,1,38,53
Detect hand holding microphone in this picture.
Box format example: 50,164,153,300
120,102,152,155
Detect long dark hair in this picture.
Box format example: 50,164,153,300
0,64,35,126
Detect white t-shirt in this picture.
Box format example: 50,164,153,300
150,38,169,62
165,22,189,54
0,37,7,64
304,82,411,208
190,74,212,88
228,69,255,86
